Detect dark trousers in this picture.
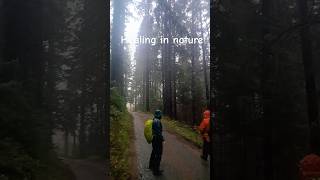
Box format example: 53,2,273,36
202,140,211,160
149,138,163,171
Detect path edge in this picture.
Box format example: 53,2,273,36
128,112,139,180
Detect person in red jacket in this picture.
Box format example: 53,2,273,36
299,154,320,180
198,110,211,161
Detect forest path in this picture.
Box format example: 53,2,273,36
62,158,107,180
131,111,210,180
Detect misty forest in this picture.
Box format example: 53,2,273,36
1,1,107,180
212,0,320,180
110,0,211,179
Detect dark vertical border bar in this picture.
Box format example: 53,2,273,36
105,0,111,178
209,0,214,179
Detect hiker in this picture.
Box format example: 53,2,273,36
149,110,164,176
199,110,211,161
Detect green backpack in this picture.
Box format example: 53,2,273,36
144,119,153,144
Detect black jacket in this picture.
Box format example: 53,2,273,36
152,118,164,141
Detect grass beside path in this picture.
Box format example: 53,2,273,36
162,117,203,148
110,88,136,179
110,111,134,179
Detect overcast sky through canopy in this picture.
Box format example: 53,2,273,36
124,1,143,63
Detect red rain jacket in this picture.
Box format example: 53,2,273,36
199,110,210,142
300,154,320,180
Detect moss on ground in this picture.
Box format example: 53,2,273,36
162,117,203,148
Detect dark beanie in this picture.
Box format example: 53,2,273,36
154,110,162,119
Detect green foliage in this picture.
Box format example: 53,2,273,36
110,87,126,115
110,88,134,179
0,82,51,157
0,82,74,180
0,139,39,180
110,113,132,179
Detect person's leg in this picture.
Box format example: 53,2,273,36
208,141,212,156
149,149,155,169
153,140,160,171
204,141,209,159
149,141,156,169
158,140,163,167
153,139,163,175
201,140,208,160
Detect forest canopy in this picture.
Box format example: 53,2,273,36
111,0,210,126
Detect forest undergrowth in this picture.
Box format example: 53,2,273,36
110,88,134,179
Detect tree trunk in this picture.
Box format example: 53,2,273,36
145,46,150,112
200,11,209,108
104,0,110,162
173,59,177,119
162,2,173,118
79,103,86,157
297,0,320,153
72,131,77,156
191,7,196,125
64,130,69,157
261,0,273,179
111,0,125,93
